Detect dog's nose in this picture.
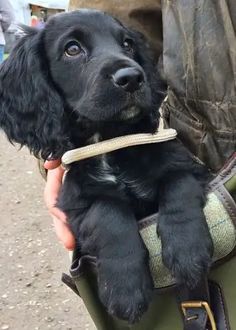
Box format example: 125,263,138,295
112,67,144,93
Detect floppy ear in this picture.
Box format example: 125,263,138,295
0,27,70,160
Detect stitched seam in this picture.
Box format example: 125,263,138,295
210,219,227,229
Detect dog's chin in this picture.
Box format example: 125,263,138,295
75,103,147,123
105,105,146,124
118,106,142,121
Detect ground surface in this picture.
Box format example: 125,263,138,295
0,133,96,330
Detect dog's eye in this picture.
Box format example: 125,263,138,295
123,39,134,53
64,41,82,57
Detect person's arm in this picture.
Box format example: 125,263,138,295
0,0,15,32
44,160,76,250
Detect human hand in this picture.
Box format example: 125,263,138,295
44,159,76,250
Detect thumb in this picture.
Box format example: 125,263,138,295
44,159,62,170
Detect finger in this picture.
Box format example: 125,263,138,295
52,216,76,250
44,159,61,170
46,166,65,187
43,162,75,250
44,167,65,210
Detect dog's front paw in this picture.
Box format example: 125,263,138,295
160,219,213,288
97,256,153,323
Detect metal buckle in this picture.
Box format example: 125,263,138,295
181,301,217,330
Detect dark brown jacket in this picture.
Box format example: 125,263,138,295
69,0,236,173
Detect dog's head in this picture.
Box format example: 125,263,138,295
0,9,165,159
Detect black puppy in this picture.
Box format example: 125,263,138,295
0,10,213,323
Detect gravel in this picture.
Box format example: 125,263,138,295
0,133,96,330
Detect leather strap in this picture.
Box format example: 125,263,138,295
209,281,231,330
177,279,211,330
177,279,230,330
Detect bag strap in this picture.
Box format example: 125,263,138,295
176,279,211,330
176,278,230,330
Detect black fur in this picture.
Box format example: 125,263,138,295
0,10,213,323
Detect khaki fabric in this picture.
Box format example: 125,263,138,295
161,1,236,172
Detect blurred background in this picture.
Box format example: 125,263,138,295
4,0,69,55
